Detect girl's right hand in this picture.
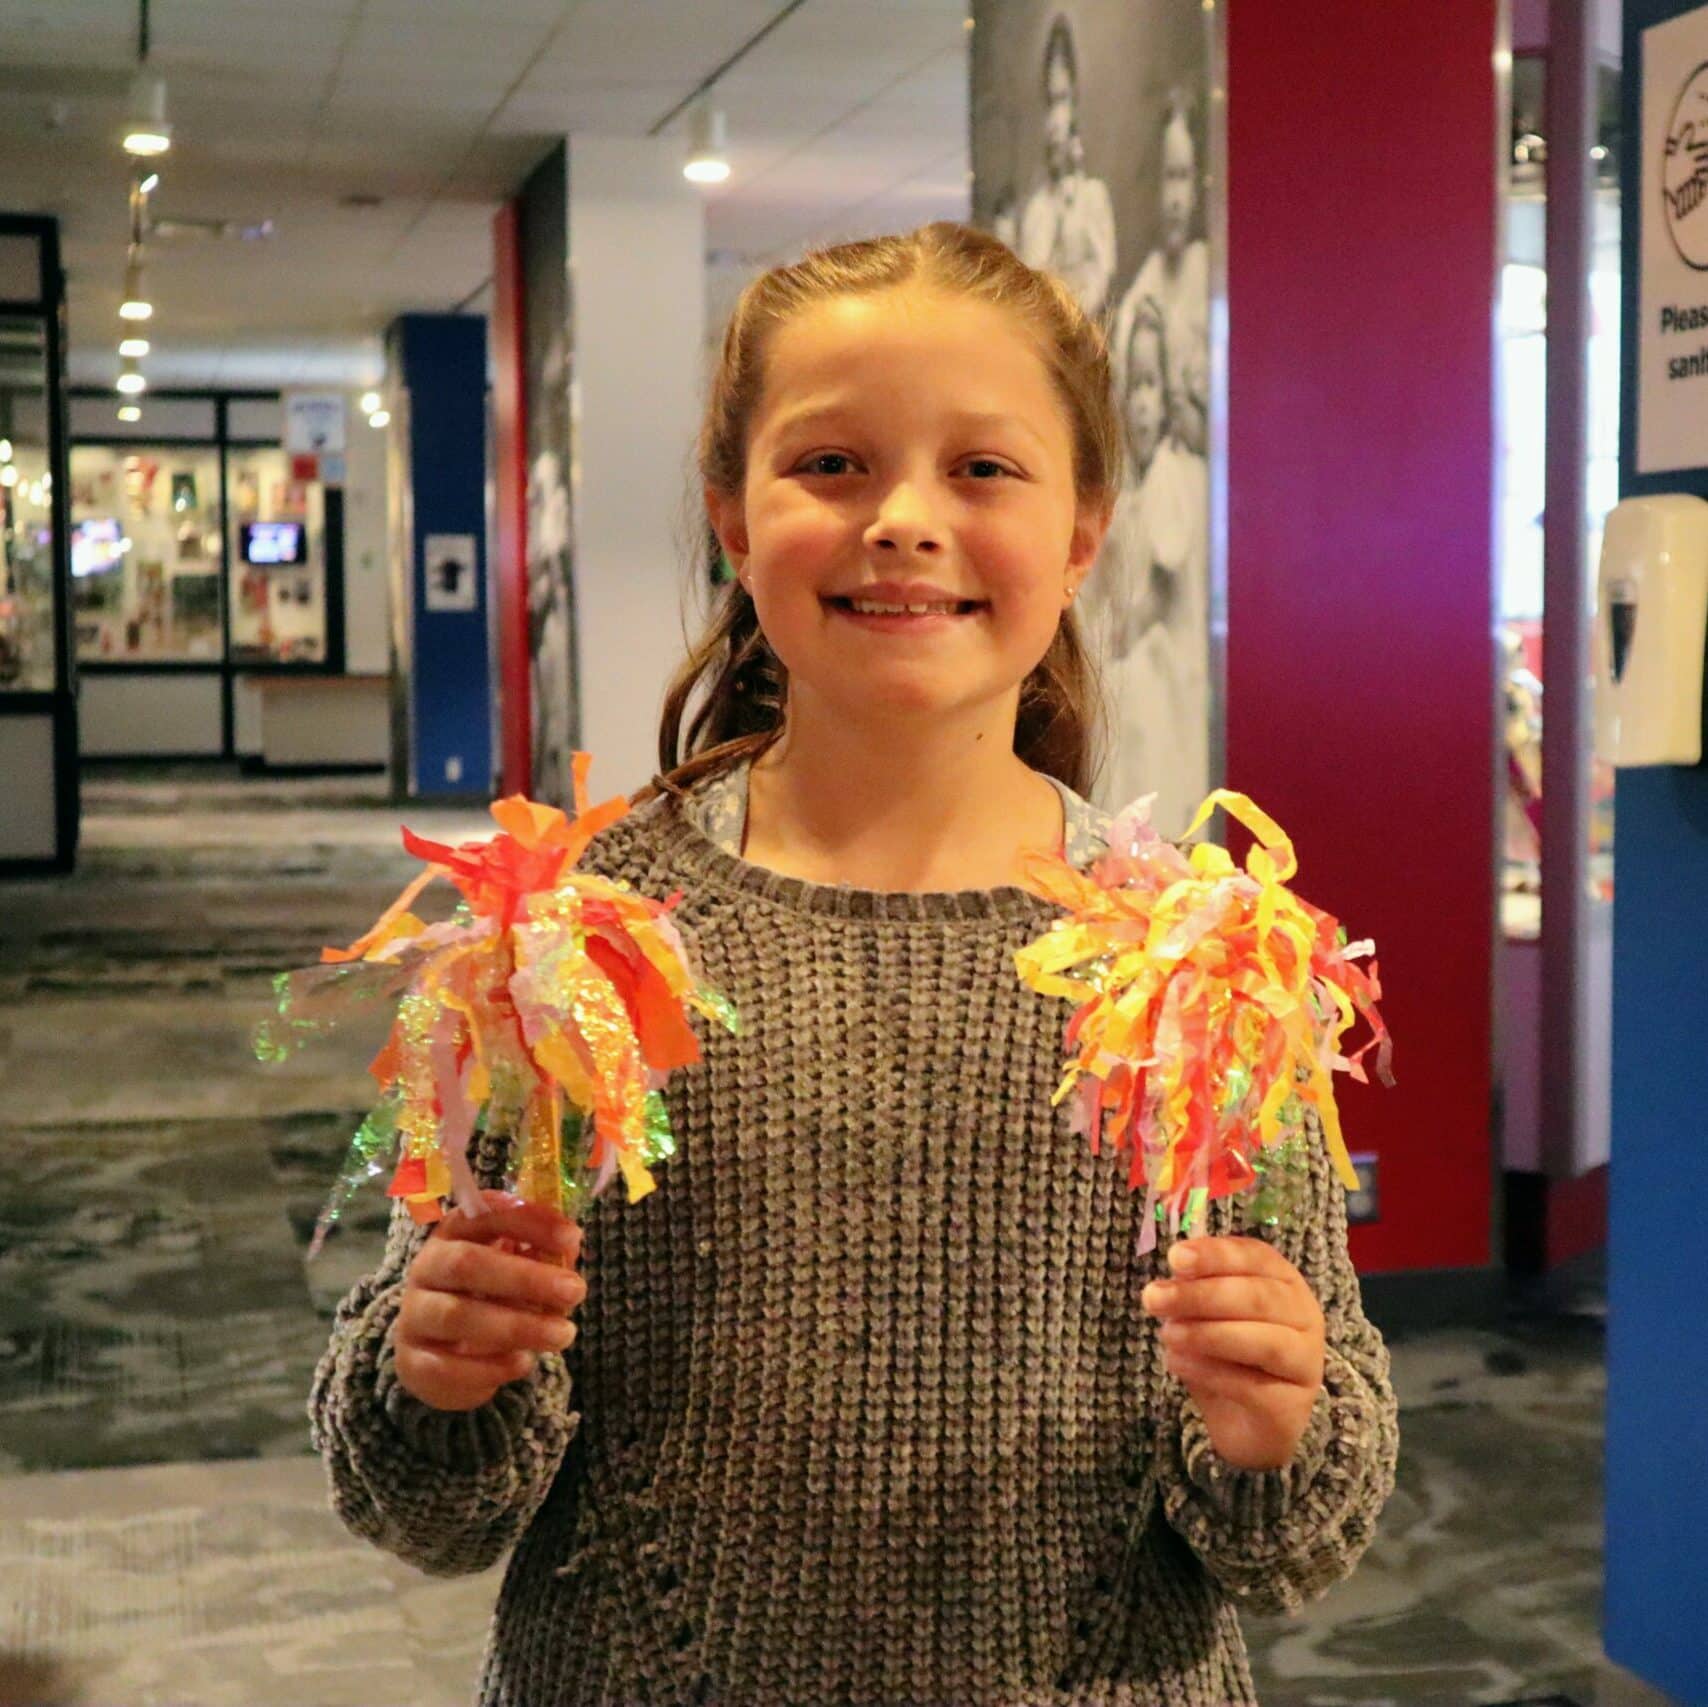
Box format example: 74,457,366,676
395,1190,586,1412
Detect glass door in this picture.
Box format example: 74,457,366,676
0,318,59,694
0,214,76,872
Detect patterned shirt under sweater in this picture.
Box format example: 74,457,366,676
310,760,1400,1707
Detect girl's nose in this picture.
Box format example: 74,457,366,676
866,488,943,556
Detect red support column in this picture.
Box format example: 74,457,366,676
1224,0,1502,1273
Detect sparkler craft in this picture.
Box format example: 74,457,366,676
257,755,736,1255
1016,789,1392,1251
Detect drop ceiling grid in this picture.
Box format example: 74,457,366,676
5,0,972,387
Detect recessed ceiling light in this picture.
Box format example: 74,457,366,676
119,336,150,359
368,409,391,429
359,390,381,416
118,404,143,423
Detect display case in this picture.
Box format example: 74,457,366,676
226,445,329,665
69,442,224,663
0,214,77,873
69,392,346,759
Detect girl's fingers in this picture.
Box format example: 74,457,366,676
1142,1274,1314,1330
1158,1319,1318,1385
402,1289,578,1356
414,1239,587,1313
395,1344,535,1411
1163,1348,1296,1404
435,1193,582,1262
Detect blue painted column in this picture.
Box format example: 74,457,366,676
387,313,492,798
1606,4,1708,1702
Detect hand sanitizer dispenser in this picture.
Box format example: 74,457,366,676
1593,494,1708,767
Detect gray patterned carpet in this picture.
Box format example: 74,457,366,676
0,768,1636,1705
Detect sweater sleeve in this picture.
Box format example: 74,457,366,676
1152,1111,1400,1615
307,1125,581,1579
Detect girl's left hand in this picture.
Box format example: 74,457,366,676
1141,1236,1326,1472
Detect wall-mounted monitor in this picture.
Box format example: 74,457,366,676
241,520,306,566
71,517,125,579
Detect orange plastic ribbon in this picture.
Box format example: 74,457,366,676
309,754,735,1230
1016,789,1392,1246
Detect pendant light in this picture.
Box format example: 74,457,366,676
122,4,170,157
119,248,153,321
684,102,731,185
123,70,171,157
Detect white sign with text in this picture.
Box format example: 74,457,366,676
1639,2,1708,472
283,391,348,457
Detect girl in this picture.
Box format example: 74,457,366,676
311,223,1397,1707
1110,91,1209,459
1094,303,1212,836
1019,13,1118,320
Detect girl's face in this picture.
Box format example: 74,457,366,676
710,288,1106,733
1160,114,1197,257
1044,56,1077,175
1124,322,1165,472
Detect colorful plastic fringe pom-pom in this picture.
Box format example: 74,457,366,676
1015,788,1392,1253
256,753,738,1256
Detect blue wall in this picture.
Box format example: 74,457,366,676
1606,5,1708,1700
392,313,492,797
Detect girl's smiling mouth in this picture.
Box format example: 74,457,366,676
823,580,989,627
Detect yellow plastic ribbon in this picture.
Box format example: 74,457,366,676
1016,788,1391,1241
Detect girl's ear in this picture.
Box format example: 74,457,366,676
1066,497,1113,594
706,486,750,580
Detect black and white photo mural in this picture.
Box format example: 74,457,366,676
973,1,1216,836
518,141,580,809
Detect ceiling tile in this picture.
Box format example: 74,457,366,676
13,0,971,386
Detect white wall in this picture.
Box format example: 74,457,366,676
81,674,223,756
0,715,58,859
568,136,706,798
341,403,391,674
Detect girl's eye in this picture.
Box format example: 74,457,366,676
961,457,1015,480
798,452,856,477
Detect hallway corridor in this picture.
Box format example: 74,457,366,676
0,770,1614,1706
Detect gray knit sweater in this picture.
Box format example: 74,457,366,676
309,776,1399,1707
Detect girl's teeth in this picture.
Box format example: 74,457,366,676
849,600,958,614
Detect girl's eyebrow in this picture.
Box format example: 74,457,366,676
943,411,1052,454
768,403,1050,456
767,403,850,440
